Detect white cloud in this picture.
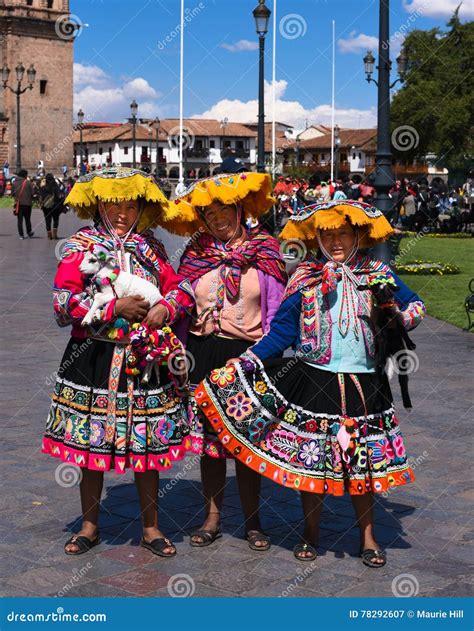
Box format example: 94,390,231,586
192,79,376,130
73,63,110,88
123,77,158,100
221,39,259,52
74,64,162,121
338,31,378,54
403,0,473,20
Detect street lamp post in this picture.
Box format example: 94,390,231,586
130,99,138,168
295,137,301,166
334,124,341,181
220,117,228,157
153,117,160,174
1,62,36,173
77,108,85,170
363,0,408,261
253,0,271,173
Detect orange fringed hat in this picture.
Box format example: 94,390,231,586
280,200,394,248
160,172,276,236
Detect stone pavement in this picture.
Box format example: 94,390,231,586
1,209,473,599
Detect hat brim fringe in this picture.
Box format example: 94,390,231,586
160,172,276,236
280,207,393,248
65,173,170,232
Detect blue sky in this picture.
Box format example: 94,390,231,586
72,0,471,129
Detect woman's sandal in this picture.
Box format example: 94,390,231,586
64,533,100,556
140,536,177,558
189,529,222,548
293,542,318,562
360,548,387,568
246,530,271,552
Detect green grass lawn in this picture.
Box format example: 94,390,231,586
396,235,474,330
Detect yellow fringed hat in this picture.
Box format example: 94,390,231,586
280,200,394,248
160,172,276,236
65,167,170,232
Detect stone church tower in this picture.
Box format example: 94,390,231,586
0,0,74,175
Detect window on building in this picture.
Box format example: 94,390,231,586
123,146,129,155
223,139,231,149
47,0,54,8
40,144,46,152
40,80,47,95
340,153,347,163
358,152,362,159
99,147,103,155
209,140,215,148
195,139,203,149
26,0,33,6
236,140,244,149
321,153,325,161
352,153,356,160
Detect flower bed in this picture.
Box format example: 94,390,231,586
394,259,460,275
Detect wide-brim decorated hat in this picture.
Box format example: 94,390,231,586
280,200,394,248
65,167,170,232
160,172,276,236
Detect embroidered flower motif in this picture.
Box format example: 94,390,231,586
248,417,268,443
146,395,159,409
283,409,298,424
135,396,146,409
319,419,329,432
210,365,236,388
392,435,406,458
133,422,147,447
75,392,87,405
369,440,388,467
297,439,323,469
62,387,74,401
254,381,268,395
226,392,253,420
266,429,298,462
262,393,276,408
89,420,105,447
305,420,318,433
95,395,108,408
156,418,176,445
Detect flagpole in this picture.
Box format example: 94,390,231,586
179,0,184,187
271,0,276,177
330,19,335,183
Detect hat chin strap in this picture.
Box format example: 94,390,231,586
98,201,143,270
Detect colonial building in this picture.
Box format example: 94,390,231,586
73,118,257,177
0,0,73,174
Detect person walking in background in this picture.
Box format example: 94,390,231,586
39,173,64,240
12,169,34,240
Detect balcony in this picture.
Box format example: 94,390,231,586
186,147,210,159
221,147,250,159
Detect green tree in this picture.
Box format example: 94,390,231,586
390,8,474,173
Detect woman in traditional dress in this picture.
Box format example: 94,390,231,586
195,200,425,565
162,172,287,550
42,167,194,557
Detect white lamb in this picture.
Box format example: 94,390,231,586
79,248,163,326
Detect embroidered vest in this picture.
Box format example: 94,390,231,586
295,274,375,365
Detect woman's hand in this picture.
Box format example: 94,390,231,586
225,357,240,367
142,303,169,329
114,295,149,322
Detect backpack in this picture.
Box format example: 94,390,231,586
43,193,56,209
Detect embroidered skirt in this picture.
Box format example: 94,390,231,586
42,337,191,474
187,333,251,459
195,356,415,496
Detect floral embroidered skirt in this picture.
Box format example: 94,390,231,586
187,332,251,459
42,337,191,474
195,356,415,496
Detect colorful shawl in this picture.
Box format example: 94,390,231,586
179,227,287,334
284,254,390,339
60,225,168,276
179,227,287,302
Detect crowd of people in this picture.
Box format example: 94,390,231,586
272,174,474,234
38,165,426,568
